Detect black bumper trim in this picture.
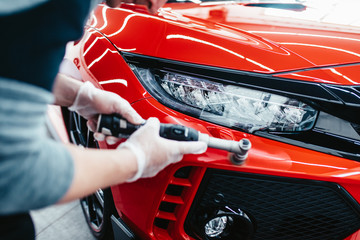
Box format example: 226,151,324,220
111,215,137,240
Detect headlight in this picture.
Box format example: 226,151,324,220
131,64,318,133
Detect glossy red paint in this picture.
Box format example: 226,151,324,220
63,2,360,239
275,64,360,85
101,94,360,240
88,3,360,75
89,5,315,73
74,29,150,103
169,2,360,67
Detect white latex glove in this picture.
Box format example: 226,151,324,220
118,118,208,182
68,81,144,134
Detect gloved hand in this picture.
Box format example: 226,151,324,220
68,81,144,135
118,118,207,182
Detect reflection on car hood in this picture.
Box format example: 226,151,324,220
89,3,360,82
167,2,360,66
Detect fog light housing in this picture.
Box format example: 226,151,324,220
205,215,228,237
196,207,255,240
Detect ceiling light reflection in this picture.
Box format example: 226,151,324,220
99,79,128,86
280,42,360,59
329,68,357,84
166,34,274,72
249,31,360,43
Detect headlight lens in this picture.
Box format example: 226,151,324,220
131,64,318,133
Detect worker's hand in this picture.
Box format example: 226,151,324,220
118,118,207,182
148,0,167,15
68,81,144,135
106,0,167,14
105,0,121,7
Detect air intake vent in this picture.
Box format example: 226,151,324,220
185,169,360,240
154,167,194,235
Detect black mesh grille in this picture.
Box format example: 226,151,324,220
185,170,360,240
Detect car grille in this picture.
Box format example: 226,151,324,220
185,169,360,240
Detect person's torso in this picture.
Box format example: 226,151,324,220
0,0,91,91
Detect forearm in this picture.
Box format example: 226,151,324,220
52,73,82,106
58,144,138,203
0,78,75,214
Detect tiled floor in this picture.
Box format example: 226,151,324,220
31,201,96,240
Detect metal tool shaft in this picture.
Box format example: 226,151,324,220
97,114,251,161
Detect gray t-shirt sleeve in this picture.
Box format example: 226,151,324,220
0,0,48,15
0,78,74,215
0,0,103,15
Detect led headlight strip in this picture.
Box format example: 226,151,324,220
132,65,317,133
123,52,360,161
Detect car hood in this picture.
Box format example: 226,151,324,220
92,3,360,83
167,2,360,66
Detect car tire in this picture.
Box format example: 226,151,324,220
80,188,117,240
61,108,118,240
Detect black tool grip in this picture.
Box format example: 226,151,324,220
97,114,141,138
97,114,199,141
160,124,199,141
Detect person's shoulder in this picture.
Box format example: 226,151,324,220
0,0,48,15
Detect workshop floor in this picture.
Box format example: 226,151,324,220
31,201,96,240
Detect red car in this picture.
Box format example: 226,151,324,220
60,1,360,239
